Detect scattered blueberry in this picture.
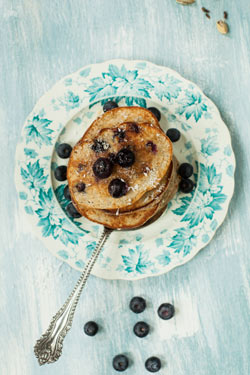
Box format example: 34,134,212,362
56,143,72,159
133,321,149,338
166,128,181,142
83,321,98,336
116,148,135,168
147,107,161,121
63,185,71,201
75,182,86,192
158,303,175,320
93,158,113,179
54,165,67,181
145,357,161,373
112,354,129,372
108,179,127,198
113,128,126,142
103,100,118,112
129,296,146,313
179,178,194,193
66,202,81,218
146,141,157,153
91,139,110,153
178,163,193,179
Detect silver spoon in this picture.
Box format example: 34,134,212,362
34,211,163,365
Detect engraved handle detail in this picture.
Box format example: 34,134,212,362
34,227,112,365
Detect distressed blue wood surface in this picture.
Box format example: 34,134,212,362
1,1,250,374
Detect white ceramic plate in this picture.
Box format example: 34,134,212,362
15,59,235,280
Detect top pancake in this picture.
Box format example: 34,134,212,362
82,106,160,142
67,108,172,210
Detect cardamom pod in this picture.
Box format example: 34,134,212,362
176,0,195,4
216,20,229,34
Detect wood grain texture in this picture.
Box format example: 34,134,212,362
1,0,250,374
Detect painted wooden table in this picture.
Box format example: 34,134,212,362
1,1,250,374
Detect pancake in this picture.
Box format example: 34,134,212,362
68,121,172,210
81,157,180,229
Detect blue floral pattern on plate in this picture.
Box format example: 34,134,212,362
176,90,208,122
15,59,235,280
25,115,54,147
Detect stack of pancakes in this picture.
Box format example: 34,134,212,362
67,107,180,229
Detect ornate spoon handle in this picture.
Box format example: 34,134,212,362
34,227,112,365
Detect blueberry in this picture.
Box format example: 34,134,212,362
91,139,110,153
129,296,146,313
128,122,140,133
145,357,161,373
57,143,72,159
146,141,157,153
63,185,71,201
158,303,175,320
108,179,127,198
103,100,118,112
66,203,81,218
78,163,84,171
83,321,98,336
166,128,181,142
179,178,194,193
75,182,86,192
54,165,67,181
178,163,193,179
113,128,126,142
147,107,161,121
93,158,113,179
112,354,129,372
116,148,135,168
133,321,149,338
